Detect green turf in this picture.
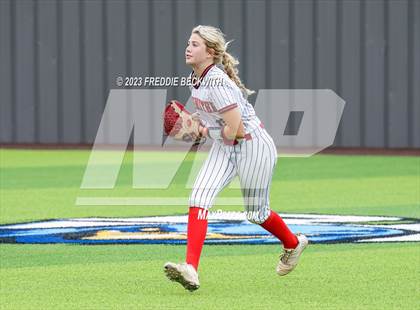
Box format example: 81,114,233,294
0,149,419,309
1,243,419,309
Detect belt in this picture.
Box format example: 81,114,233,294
224,123,264,146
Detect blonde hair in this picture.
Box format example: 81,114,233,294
192,25,255,97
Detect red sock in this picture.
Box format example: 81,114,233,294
260,210,298,249
186,207,208,270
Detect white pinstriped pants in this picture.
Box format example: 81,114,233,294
189,126,278,224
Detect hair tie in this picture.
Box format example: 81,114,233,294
224,39,234,50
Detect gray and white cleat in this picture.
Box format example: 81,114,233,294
276,234,309,276
164,262,200,292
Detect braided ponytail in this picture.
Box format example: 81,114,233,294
222,51,255,97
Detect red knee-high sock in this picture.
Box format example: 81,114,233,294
260,210,298,249
186,207,208,270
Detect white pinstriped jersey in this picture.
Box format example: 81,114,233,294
189,64,261,134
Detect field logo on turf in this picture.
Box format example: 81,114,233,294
76,89,345,206
1,214,418,245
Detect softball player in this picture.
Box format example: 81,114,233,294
164,25,308,292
